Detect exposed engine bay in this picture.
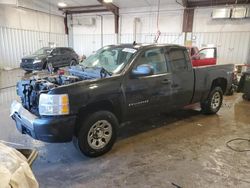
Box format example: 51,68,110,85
17,65,107,115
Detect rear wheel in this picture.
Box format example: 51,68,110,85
74,111,118,157
201,87,223,114
242,94,250,101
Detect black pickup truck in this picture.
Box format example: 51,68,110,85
11,44,234,157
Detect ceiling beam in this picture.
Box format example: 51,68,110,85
97,0,119,15
59,5,103,11
182,8,194,32
59,4,107,13
66,9,109,14
187,0,250,8
97,0,119,34
182,0,188,7
59,1,120,34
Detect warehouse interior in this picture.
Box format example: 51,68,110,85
0,0,250,187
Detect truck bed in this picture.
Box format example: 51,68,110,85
192,64,234,103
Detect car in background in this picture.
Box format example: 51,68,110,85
20,47,79,72
187,46,217,67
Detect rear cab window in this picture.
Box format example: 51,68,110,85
166,48,192,72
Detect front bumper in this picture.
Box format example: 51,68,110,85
10,101,76,143
20,62,43,71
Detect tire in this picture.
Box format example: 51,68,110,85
201,87,223,114
74,111,118,157
242,94,250,101
70,59,77,67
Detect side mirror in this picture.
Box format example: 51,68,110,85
131,64,154,78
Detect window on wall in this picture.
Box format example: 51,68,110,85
135,48,168,75
167,49,188,72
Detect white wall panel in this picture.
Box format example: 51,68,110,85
192,31,250,65
0,5,65,33
0,26,68,69
73,34,117,56
73,31,249,65
74,32,184,57
194,7,250,32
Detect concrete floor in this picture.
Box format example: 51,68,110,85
0,69,250,188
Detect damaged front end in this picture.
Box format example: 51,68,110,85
16,65,107,115
16,74,81,115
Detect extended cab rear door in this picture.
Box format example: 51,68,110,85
165,47,195,108
192,47,217,67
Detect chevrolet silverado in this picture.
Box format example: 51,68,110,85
11,44,234,157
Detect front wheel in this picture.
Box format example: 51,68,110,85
74,111,118,157
201,87,223,114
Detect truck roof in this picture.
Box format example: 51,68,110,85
107,43,186,50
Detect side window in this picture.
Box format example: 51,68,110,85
167,49,188,72
135,48,168,75
52,48,60,55
68,48,74,53
198,48,215,59
60,48,68,54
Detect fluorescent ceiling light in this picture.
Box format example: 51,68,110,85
58,2,67,7
103,0,113,3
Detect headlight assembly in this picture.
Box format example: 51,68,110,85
39,94,69,116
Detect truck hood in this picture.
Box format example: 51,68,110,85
68,65,111,79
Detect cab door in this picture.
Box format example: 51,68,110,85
124,47,173,119
61,48,71,66
192,47,217,67
48,48,62,68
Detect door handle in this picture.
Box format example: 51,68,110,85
161,79,171,84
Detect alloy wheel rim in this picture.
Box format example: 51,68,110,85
87,120,112,150
211,92,221,109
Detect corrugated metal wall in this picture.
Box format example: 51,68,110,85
1,29,249,69
192,31,250,65
73,31,250,65
0,26,68,69
73,34,117,56
73,33,185,56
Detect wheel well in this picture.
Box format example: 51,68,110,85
75,100,118,135
211,78,227,94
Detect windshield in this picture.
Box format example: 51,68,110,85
81,46,136,74
33,48,52,55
